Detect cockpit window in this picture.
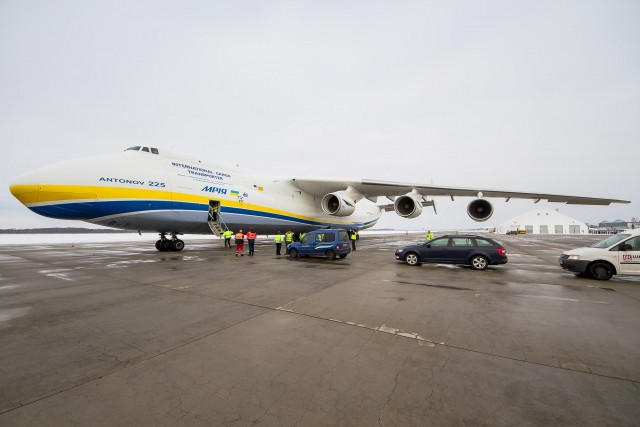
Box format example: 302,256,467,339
125,146,159,154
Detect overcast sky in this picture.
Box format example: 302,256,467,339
1,1,638,232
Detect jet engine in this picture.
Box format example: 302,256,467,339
321,186,362,216
394,192,424,219
467,198,493,222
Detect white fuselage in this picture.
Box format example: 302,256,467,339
10,148,381,235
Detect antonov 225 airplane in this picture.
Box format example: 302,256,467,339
9,145,630,251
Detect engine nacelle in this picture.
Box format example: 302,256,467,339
467,199,493,222
321,190,358,216
394,193,424,218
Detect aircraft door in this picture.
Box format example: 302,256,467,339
618,236,640,275
207,200,225,235
208,200,221,222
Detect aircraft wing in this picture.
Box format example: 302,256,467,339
291,178,631,205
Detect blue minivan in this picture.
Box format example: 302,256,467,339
287,229,351,260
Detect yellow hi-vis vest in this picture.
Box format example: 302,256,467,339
274,234,284,243
285,232,294,242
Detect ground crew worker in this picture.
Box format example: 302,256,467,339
285,230,294,247
246,227,257,256
223,229,233,248
274,231,285,255
426,230,434,240
349,229,358,251
235,230,245,256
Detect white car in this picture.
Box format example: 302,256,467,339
559,229,640,280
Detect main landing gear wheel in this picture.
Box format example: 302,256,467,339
170,239,185,251
155,233,185,252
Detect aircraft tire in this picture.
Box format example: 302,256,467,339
155,240,164,251
171,240,185,251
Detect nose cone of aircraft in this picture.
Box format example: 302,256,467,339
9,165,97,220
9,169,41,206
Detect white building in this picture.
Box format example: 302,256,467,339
495,208,588,235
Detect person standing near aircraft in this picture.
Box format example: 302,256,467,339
274,231,285,255
246,227,257,256
223,229,233,248
235,230,245,256
285,230,294,247
210,203,219,221
349,229,358,251
426,230,434,240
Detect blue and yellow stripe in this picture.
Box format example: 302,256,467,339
10,184,378,228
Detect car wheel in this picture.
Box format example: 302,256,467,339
404,252,420,266
589,262,613,281
326,250,336,260
470,255,488,270
289,248,298,258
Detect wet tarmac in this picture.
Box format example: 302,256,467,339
0,232,639,426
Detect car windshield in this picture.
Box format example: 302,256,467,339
591,233,630,248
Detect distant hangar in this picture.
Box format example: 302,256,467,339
496,208,588,235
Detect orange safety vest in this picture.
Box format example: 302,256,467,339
235,232,244,240
246,231,257,240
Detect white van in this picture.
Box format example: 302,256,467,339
559,229,640,280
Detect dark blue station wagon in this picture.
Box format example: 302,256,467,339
395,235,508,270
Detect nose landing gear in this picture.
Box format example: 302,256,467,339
155,232,185,251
